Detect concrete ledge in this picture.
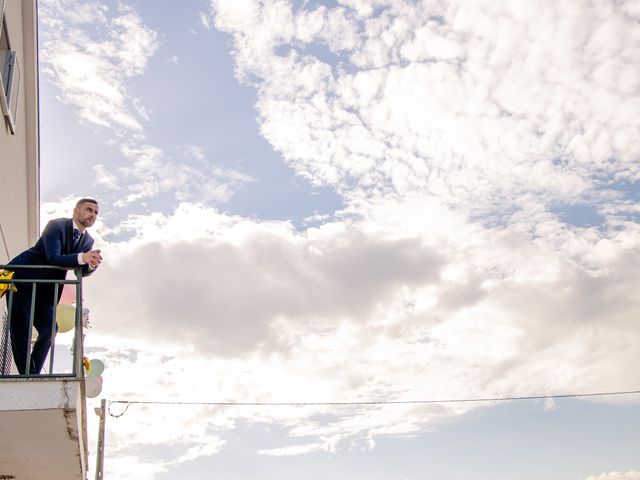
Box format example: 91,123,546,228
0,378,88,479
0,378,80,411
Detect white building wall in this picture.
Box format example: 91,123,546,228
0,0,39,264
0,0,39,375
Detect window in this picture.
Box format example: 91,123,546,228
0,0,20,135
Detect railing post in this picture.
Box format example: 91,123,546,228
74,268,84,379
2,287,14,375
48,283,60,374
25,282,37,374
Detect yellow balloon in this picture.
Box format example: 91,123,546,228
56,303,76,333
83,356,91,373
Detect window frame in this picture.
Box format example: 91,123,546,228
0,0,21,135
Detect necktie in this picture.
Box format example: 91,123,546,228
72,229,82,250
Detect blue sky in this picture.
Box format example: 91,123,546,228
150,399,640,480
40,0,343,227
36,0,640,479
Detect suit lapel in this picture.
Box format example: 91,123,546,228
64,219,74,254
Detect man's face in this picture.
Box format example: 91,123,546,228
73,202,99,229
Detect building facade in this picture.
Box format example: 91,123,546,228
0,0,40,264
1,0,39,377
1,2,91,479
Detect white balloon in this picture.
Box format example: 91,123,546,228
85,376,102,398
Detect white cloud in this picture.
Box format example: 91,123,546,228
543,397,556,411
584,472,640,480
107,144,254,205
102,456,168,480
39,0,640,475
39,0,159,135
257,442,323,456
65,0,640,462
200,11,212,30
210,0,640,218
185,145,206,162
75,198,640,466
88,203,445,355
93,164,121,190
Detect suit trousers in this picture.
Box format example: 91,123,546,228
9,283,58,374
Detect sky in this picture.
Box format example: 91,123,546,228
33,0,640,479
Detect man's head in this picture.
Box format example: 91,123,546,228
73,198,99,230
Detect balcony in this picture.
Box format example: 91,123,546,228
0,266,89,480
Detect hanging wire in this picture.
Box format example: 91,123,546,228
0,223,11,261
107,389,640,418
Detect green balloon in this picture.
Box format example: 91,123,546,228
89,359,105,377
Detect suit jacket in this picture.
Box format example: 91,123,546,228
9,218,95,280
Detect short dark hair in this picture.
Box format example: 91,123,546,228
75,198,98,208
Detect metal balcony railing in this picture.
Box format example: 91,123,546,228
0,264,85,378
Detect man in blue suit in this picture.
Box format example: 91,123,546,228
8,198,103,374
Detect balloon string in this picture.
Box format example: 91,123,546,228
108,401,132,418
